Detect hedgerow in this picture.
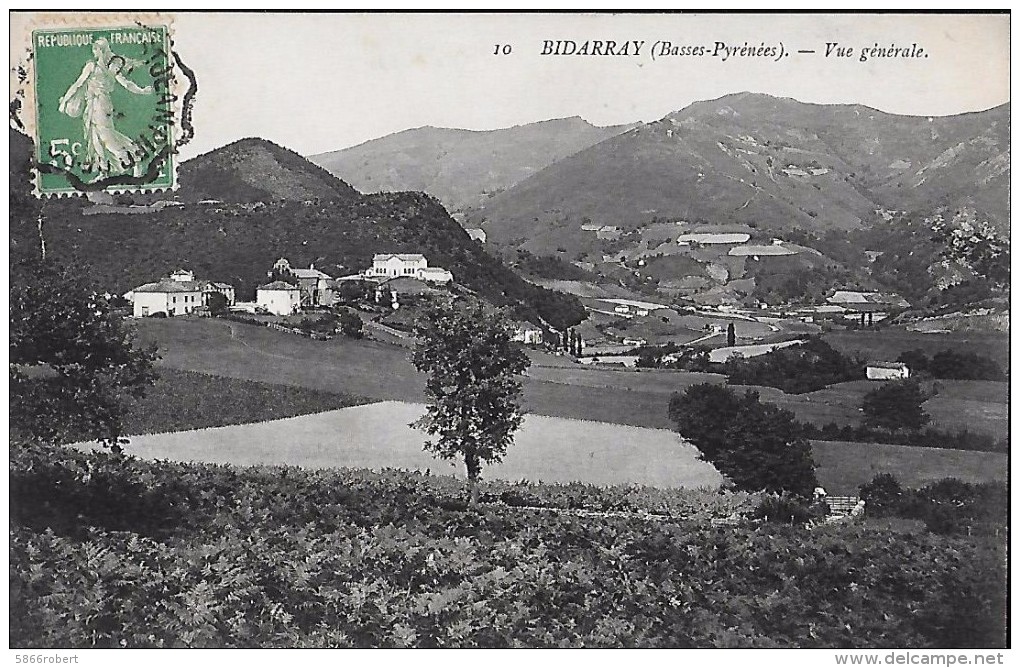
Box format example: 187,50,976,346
10,439,1006,648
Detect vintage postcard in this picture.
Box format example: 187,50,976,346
8,11,1011,656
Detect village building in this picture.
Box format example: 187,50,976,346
125,269,233,318
465,228,487,243
203,281,235,306
369,254,428,278
366,253,454,284
512,324,544,345
728,244,798,257
866,361,910,381
271,258,334,307
257,281,302,316
416,267,454,284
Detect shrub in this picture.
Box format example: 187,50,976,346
858,473,905,517
748,494,817,524
907,479,1008,536
668,384,818,496
800,422,1007,453
861,379,930,431
337,307,364,339
896,349,1005,381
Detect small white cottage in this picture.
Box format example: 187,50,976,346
257,281,301,316
866,361,910,381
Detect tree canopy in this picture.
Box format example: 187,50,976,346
668,383,817,496
410,297,530,492
10,260,158,445
861,380,930,431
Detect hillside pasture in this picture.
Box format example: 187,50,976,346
118,401,726,489
822,329,1010,367
133,318,1006,471
924,380,1009,439
811,440,1006,492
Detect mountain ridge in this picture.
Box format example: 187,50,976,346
309,116,636,214
467,94,1008,251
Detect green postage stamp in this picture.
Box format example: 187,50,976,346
28,22,186,196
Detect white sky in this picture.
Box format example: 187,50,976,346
12,12,1011,159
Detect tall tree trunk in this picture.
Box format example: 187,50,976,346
465,451,481,506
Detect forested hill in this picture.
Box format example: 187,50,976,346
178,138,360,204
9,131,586,330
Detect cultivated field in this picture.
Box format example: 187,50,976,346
135,317,1007,435
132,318,1008,490
120,401,726,489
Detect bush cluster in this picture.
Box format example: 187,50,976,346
722,338,865,394
859,474,1007,536
897,349,1006,381
10,440,1006,648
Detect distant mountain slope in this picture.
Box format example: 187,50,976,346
179,138,360,204
308,117,634,213
9,132,585,330
468,94,1009,251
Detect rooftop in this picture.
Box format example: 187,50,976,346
259,281,300,291
374,253,426,262
289,268,332,280
130,280,203,294
867,361,909,370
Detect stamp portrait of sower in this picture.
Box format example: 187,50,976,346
57,37,154,180
27,23,184,195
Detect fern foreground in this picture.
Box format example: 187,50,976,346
11,440,1005,648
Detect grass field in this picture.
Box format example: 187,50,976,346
130,318,1008,488
811,440,1006,491
822,329,1010,367
135,317,1007,436
120,401,726,489
122,368,369,436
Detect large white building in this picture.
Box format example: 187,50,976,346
369,254,428,278
367,254,453,284
257,281,302,316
